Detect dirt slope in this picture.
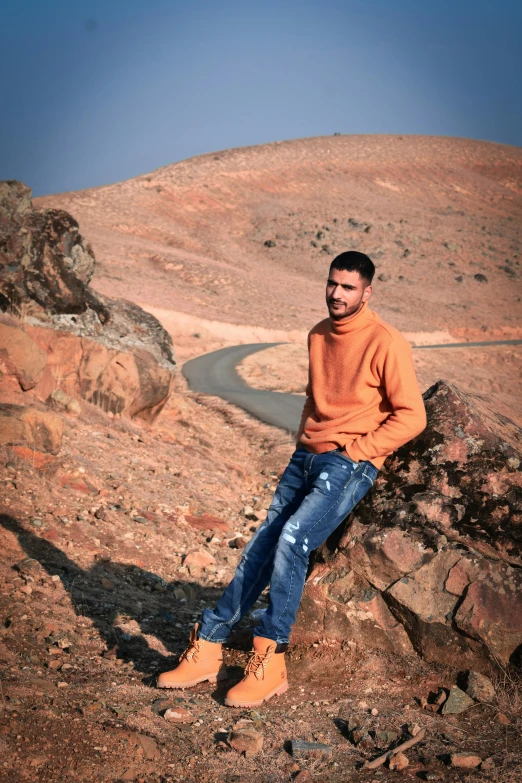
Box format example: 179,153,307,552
36,135,522,336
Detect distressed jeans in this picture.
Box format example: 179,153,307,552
199,446,379,645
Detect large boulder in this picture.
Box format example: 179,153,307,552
0,181,176,422
294,381,522,669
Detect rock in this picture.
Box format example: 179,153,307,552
164,706,195,723
135,734,160,760
480,757,495,770
389,752,409,770
294,381,522,668
228,720,263,757
465,671,495,703
495,712,510,725
407,723,422,737
184,550,216,569
229,536,247,549
0,322,47,390
293,771,312,782
0,403,64,454
474,273,488,283
450,753,482,768
0,181,176,423
441,686,475,715
0,180,100,316
290,740,333,758
264,240,276,248
47,389,81,415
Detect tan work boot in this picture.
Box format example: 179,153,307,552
157,623,228,689
224,636,288,707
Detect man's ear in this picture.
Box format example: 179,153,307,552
363,285,372,301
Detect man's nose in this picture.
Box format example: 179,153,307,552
332,284,343,298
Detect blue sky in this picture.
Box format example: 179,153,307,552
2,0,521,196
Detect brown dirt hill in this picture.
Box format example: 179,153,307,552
36,135,522,337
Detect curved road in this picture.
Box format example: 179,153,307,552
183,339,522,435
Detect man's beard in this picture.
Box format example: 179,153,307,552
327,297,364,321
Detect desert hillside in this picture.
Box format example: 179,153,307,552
37,135,522,337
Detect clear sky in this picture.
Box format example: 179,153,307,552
2,0,521,196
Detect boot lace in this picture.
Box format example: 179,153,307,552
245,649,272,680
179,626,201,663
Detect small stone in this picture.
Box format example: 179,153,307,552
371,707,379,716
57,681,68,688
164,706,195,723
293,771,312,782
450,753,482,769
441,686,474,715
290,740,332,759
495,712,511,725
357,700,369,709
229,536,246,549
31,518,43,527
474,273,488,283
407,723,422,737
184,550,216,569
228,721,263,757
101,578,115,590
389,752,409,771
465,671,495,703
480,757,495,770
435,689,447,705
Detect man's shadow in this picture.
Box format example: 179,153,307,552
1,513,230,679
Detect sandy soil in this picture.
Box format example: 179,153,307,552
36,135,522,338
2,377,521,783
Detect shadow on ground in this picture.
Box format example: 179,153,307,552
0,514,254,682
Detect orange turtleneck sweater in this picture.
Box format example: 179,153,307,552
297,302,426,469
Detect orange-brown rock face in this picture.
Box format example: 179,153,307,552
294,381,522,669
0,403,64,454
0,181,176,424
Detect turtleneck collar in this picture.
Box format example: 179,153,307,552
329,300,372,334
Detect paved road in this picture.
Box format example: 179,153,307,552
183,343,304,434
183,338,522,435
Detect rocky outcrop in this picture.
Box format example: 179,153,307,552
0,403,64,454
294,381,522,670
0,180,176,422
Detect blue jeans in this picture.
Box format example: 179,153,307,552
199,447,379,645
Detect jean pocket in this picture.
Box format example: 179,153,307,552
362,461,379,483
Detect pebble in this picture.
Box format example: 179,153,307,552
450,753,482,769
371,707,379,716
290,740,332,759
228,721,263,757
465,671,496,703
57,681,68,688
389,751,409,771
441,686,474,715
495,712,511,725
164,706,195,723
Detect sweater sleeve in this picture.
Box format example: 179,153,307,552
345,335,427,462
295,333,315,445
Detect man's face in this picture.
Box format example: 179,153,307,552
326,267,372,320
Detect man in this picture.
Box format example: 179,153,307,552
158,251,426,707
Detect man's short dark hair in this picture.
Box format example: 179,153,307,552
330,251,375,285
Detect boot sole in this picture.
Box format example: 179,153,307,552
224,680,288,707
157,670,228,689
